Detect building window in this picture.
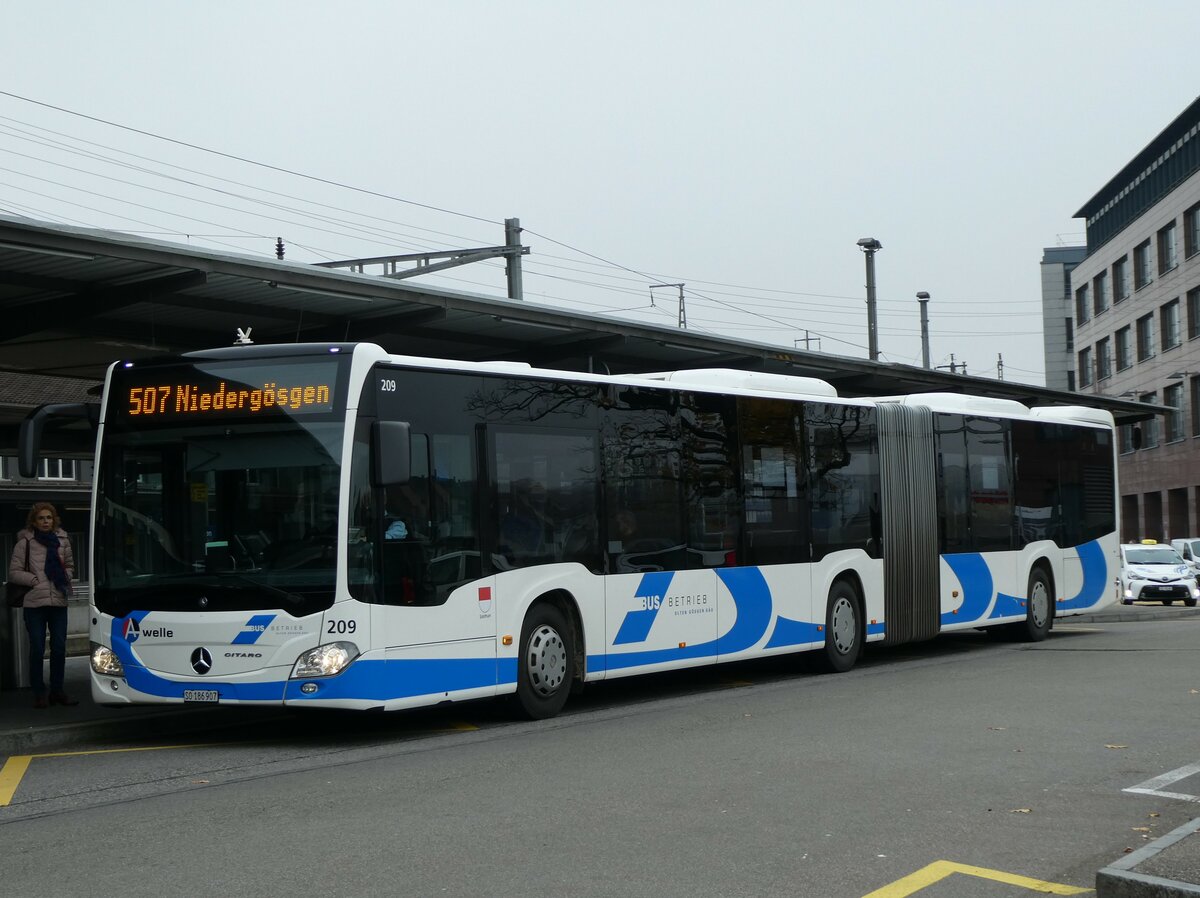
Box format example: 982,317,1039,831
1096,336,1112,380
1120,424,1135,454
1093,271,1109,315
1075,284,1090,325
1135,240,1153,290
1065,318,1074,352
1113,255,1130,303
1186,203,1200,259
1191,376,1200,437
0,456,8,480
38,458,77,481
1158,221,1178,274
1189,287,1200,341
1066,371,1076,391
1165,382,1184,442
1141,393,1159,448
1115,325,1133,370
1161,299,1181,351
1136,313,1155,361
1078,347,1093,387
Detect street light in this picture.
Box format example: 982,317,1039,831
916,292,931,369
857,238,882,361
1168,371,1200,380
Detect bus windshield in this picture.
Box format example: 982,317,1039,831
93,354,348,618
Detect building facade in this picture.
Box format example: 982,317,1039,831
1041,245,1088,392
1070,96,1200,541
0,371,94,576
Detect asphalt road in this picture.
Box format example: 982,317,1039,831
3,618,1199,898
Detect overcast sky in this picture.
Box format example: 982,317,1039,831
3,1,1199,386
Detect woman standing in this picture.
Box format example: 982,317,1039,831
8,501,77,708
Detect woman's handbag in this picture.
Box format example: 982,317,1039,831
5,540,30,608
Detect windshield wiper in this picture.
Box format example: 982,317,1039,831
215,572,306,609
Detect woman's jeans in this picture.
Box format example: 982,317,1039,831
24,605,68,695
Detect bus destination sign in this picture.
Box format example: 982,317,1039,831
123,375,335,419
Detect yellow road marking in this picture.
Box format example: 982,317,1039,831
862,860,1091,897
0,743,223,807
0,721,479,807
0,755,33,807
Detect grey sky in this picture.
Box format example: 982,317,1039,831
3,1,1199,385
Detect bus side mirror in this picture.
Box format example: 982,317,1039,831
18,402,97,478
373,421,411,485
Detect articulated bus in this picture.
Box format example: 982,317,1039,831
23,342,1118,718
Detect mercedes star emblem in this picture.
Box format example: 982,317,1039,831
191,647,213,675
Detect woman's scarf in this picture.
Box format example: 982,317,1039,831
33,530,71,595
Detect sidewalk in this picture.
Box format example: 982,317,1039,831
0,655,242,756
1097,818,1200,898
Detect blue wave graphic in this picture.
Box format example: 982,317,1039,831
941,554,993,625
1058,540,1109,610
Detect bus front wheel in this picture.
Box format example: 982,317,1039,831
820,581,862,673
513,604,573,720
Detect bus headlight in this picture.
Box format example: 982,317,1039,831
91,643,125,676
291,642,358,678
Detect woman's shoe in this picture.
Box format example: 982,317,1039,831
49,692,79,706
33,693,48,709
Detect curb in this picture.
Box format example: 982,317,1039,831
1069,606,1200,624
0,706,291,756
0,707,223,756
1097,818,1200,898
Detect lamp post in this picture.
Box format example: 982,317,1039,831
916,292,931,369
857,238,882,361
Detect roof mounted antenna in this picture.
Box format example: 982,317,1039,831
234,327,254,346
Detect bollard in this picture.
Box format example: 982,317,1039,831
2,606,31,690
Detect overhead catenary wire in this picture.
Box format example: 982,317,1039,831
0,89,1045,377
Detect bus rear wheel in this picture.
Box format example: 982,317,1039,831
513,604,573,719
820,581,862,673
1018,567,1053,642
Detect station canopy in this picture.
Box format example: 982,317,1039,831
0,215,1149,453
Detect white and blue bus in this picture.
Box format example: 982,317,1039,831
25,342,1118,718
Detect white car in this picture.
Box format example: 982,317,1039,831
1119,543,1200,606
1169,538,1200,576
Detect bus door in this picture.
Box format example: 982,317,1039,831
600,388,735,675
350,402,497,704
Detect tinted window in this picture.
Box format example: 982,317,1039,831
807,403,879,559
681,391,739,568
739,397,807,565
965,416,1013,552
1011,420,1063,547
603,385,684,573
935,414,969,552
1061,427,1116,545
480,377,602,574
493,429,600,571
365,369,489,605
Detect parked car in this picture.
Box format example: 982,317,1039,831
1169,537,1200,576
1119,542,1200,606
